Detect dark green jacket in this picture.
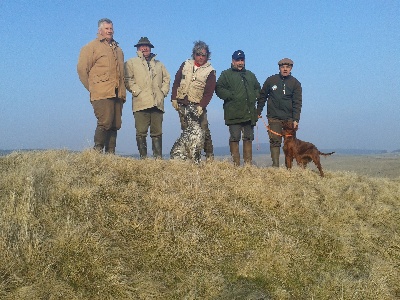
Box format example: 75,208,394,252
258,73,302,122
216,66,261,126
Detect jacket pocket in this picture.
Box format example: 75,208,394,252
224,99,245,120
189,79,206,101
92,73,109,84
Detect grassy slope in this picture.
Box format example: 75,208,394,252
0,150,399,299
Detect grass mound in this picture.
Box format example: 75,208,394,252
0,150,399,299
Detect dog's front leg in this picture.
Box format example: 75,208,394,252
285,155,293,169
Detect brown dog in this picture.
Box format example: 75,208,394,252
282,121,334,177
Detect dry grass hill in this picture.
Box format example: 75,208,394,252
0,150,399,299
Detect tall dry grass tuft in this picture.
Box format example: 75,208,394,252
0,150,399,299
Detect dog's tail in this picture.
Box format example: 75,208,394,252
319,151,335,156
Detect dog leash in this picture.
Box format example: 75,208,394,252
259,117,294,137
260,117,282,137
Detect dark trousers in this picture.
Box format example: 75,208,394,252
134,107,164,138
228,121,254,142
268,119,284,148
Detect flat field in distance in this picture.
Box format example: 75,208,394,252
249,153,400,178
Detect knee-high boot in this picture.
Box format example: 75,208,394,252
243,140,252,165
105,130,117,154
204,135,214,161
229,141,240,166
270,146,280,167
136,136,147,159
152,136,162,159
93,127,107,153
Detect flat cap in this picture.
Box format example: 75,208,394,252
278,58,294,66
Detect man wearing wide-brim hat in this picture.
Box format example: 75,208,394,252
257,58,302,167
124,37,170,159
134,36,154,48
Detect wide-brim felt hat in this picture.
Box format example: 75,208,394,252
134,36,154,48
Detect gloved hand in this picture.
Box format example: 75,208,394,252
171,99,179,111
196,105,203,115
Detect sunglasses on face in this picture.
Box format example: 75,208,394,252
196,52,207,57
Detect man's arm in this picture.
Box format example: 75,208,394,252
292,79,302,122
199,70,216,108
160,63,171,97
215,71,234,101
77,45,92,91
124,59,142,96
171,62,185,101
257,78,269,116
253,73,261,99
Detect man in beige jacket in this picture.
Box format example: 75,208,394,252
77,18,126,154
124,37,170,159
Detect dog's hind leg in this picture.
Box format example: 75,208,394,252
312,157,324,177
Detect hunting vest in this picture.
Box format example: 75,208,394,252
176,59,215,103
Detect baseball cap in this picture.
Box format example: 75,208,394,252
232,50,245,60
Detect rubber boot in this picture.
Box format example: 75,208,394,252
204,133,214,162
136,136,147,159
229,141,240,166
270,147,280,167
105,130,117,154
243,140,253,165
152,136,163,160
93,127,106,153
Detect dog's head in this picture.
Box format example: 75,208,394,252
281,121,298,137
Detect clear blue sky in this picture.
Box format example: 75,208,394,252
1,0,399,154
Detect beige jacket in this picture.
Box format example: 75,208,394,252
124,51,170,112
77,34,126,102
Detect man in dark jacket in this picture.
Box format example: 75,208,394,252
258,58,302,167
216,50,261,166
